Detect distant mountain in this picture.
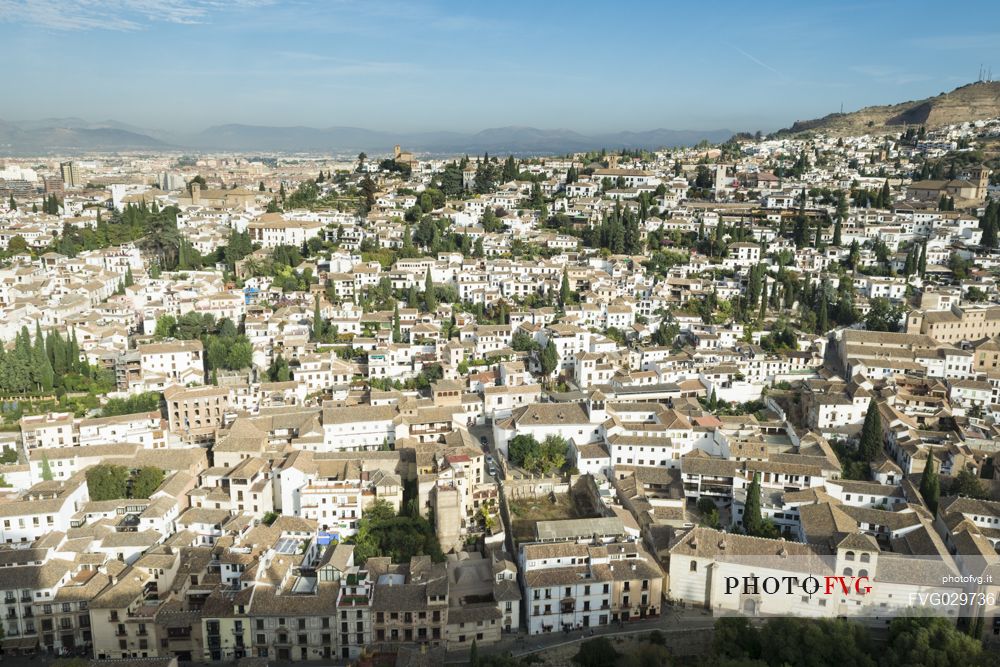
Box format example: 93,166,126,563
0,118,168,152
192,124,733,154
0,118,732,155
777,81,1000,136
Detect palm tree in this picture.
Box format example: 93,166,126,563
139,212,180,269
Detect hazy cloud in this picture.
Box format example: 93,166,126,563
0,0,273,31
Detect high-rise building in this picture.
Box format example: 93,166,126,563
60,161,81,188
44,176,65,196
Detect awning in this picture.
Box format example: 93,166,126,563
2,636,39,650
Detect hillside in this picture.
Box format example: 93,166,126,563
778,81,1000,136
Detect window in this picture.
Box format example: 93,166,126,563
690,560,698,572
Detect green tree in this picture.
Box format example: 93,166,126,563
858,398,882,463
41,454,53,481
920,453,940,515
392,303,402,343
713,617,761,661
864,297,903,332
101,392,161,417
87,464,130,501
560,268,572,307
526,435,567,475
267,354,291,382
8,235,28,254
358,176,377,214
572,637,618,667
207,338,228,371
424,268,436,312
883,616,982,667
816,281,829,333
508,434,540,469
950,469,988,498
138,208,181,269
351,498,443,565
131,466,165,498
758,617,875,667
225,340,253,370
469,639,480,667
540,339,558,378
312,294,325,342
742,472,764,536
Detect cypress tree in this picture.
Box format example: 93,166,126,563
68,330,80,372
817,283,829,333
41,455,53,481
742,472,764,536
560,268,571,307
917,241,927,277
859,398,882,463
983,219,998,249
424,268,436,312
312,294,324,342
35,345,53,392
759,280,768,322
920,454,940,515
470,639,480,667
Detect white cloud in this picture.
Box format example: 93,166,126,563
0,0,273,31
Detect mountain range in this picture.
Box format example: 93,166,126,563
0,118,734,155
7,81,997,154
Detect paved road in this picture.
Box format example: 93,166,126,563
443,606,716,663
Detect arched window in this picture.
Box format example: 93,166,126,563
858,569,869,578
844,551,855,561
860,552,871,563
690,560,698,572
843,567,853,576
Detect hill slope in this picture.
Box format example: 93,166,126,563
778,81,1000,136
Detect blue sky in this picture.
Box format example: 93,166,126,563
0,0,996,133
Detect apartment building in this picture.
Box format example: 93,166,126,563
139,340,205,387
906,305,1000,344
368,556,448,649
519,537,662,634
0,476,89,544
164,384,228,444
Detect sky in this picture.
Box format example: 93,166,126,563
0,0,996,134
